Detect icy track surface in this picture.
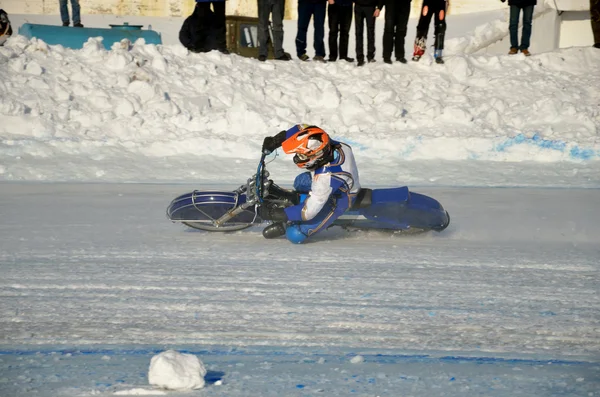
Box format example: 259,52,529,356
0,183,599,396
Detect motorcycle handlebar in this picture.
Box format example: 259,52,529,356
255,154,267,204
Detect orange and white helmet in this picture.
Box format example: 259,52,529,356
281,126,331,170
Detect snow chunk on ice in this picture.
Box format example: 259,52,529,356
148,350,207,391
114,388,166,395
350,355,365,364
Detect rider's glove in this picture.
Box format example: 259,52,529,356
262,137,277,155
258,202,289,222
262,130,287,155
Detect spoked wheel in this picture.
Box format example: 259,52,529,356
182,221,254,232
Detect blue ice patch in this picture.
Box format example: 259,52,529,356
494,133,567,153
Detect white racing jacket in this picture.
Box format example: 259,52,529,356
284,141,361,222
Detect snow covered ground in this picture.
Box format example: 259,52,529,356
1,7,599,397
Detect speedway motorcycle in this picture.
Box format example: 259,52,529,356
166,155,450,235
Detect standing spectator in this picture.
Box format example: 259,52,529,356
501,0,536,56
296,0,328,62
412,0,448,63
195,0,229,54
592,0,600,48
375,0,412,64
59,0,83,27
0,9,12,46
258,0,292,61
179,3,219,53
327,0,354,62
355,0,379,66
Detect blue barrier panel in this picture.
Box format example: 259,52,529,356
18,22,162,49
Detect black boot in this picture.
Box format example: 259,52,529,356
263,222,286,239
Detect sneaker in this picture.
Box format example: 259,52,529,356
383,58,392,64
435,57,445,64
275,52,292,61
73,22,84,28
62,21,69,27
258,55,267,62
520,49,531,56
368,58,376,63
357,59,365,67
508,47,518,55
328,57,337,62
313,55,327,63
299,53,309,61
396,57,407,64
342,57,355,62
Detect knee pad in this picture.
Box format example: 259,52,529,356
286,225,308,244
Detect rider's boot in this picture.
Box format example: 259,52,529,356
263,222,286,239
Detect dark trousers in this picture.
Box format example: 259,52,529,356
328,3,353,60
509,5,534,50
382,0,411,60
414,0,447,52
258,0,286,57
196,1,227,50
354,4,376,61
296,1,327,57
590,0,600,44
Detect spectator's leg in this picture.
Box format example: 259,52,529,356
591,0,600,46
296,1,311,57
313,1,327,57
414,1,433,56
433,0,447,53
59,0,70,25
339,4,353,59
365,6,376,60
355,5,365,62
257,0,270,57
395,1,410,60
520,5,534,50
70,0,81,25
509,5,520,49
328,3,340,61
212,1,227,51
382,2,396,61
272,0,286,57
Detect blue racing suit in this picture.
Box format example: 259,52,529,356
283,137,361,244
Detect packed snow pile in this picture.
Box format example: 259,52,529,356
0,13,599,184
148,350,207,391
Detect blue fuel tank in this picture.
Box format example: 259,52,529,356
18,22,162,49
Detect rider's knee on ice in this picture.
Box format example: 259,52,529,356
286,225,308,244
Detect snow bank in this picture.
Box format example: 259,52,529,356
0,11,599,184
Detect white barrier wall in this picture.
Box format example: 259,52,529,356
559,11,595,48
2,0,503,19
472,2,593,55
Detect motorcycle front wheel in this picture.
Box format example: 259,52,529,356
182,221,253,232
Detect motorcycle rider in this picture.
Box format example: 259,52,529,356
260,124,361,243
